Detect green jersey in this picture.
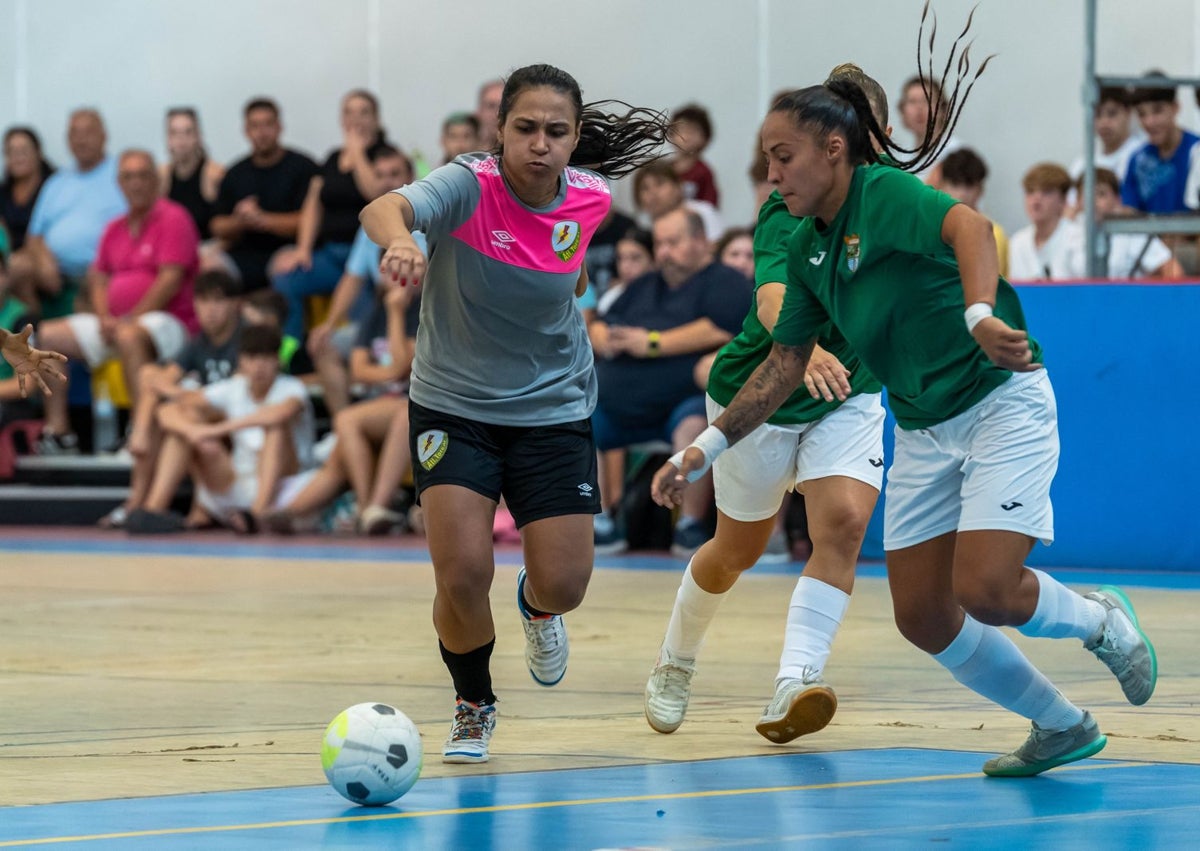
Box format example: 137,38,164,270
773,163,1042,430
706,192,880,425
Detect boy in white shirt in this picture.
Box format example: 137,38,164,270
1008,163,1086,280
126,323,314,533
1087,168,1184,279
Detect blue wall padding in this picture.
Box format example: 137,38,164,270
860,282,1200,572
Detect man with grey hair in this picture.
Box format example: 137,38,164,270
8,109,126,318
35,148,200,453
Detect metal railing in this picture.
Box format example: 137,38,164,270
1081,0,1200,276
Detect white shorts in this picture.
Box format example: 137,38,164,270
67,311,189,369
709,392,886,522
884,370,1057,551
196,469,316,522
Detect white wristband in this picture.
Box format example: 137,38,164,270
668,426,729,483
964,302,994,333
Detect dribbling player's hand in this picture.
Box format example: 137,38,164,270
971,316,1043,373
380,239,426,287
651,447,705,508
804,346,852,402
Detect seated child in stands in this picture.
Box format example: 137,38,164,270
262,277,419,536
101,269,244,528
125,323,315,533
1087,168,1185,279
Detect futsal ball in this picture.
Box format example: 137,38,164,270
322,702,423,806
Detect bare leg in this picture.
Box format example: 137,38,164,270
334,398,393,506
520,513,594,614
313,345,349,416
112,323,157,410
279,449,348,516
367,398,411,509
34,319,83,435
422,484,499,653
141,432,199,513
252,424,300,516
598,448,625,512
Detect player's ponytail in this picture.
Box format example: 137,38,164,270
496,64,667,180
773,2,992,174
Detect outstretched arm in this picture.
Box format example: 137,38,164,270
360,193,424,287
0,325,68,398
651,337,815,507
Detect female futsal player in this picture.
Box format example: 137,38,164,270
360,64,666,764
653,17,1156,776
645,65,891,745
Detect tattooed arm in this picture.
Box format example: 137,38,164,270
651,336,816,507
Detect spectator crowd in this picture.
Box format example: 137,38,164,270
0,70,1195,556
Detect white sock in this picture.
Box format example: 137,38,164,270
933,615,1084,731
662,559,726,660
1017,568,1105,642
777,576,850,685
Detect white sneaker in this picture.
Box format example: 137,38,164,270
755,668,838,744
442,699,497,764
1083,586,1158,706
644,646,697,733
517,567,568,686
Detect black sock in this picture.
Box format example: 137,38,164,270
439,639,497,705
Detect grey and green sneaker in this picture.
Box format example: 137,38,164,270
1083,586,1158,706
983,710,1106,777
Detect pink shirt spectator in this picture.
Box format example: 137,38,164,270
94,197,199,332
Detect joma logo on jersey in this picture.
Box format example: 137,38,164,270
491,230,515,251
844,234,861,273
552,220,581,262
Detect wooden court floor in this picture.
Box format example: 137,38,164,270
2,531,1196,819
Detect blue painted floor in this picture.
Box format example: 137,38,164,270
2,749,1197,849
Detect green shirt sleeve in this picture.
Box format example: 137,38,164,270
866,166,958,256
753,192,796,289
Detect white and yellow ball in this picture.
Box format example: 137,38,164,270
322,702,423,806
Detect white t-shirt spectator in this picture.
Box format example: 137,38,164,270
1008,218,1086,280
1097,233,1174,279
202,373,315,478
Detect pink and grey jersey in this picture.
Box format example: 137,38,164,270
394,153,611,426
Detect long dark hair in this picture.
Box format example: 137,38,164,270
773,2,992,174
2,126,55,185
496,63,667,179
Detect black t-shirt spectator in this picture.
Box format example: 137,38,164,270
0,178,50,251
215,149,318,286
318,143,388,246
596,262,751,427
176,321,242,387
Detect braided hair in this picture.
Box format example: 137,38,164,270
773,2,992,174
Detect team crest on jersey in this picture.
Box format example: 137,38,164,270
417,429,448,471
844,234,861,273
552,220,582,262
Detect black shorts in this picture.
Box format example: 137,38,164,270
409,398,601,528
